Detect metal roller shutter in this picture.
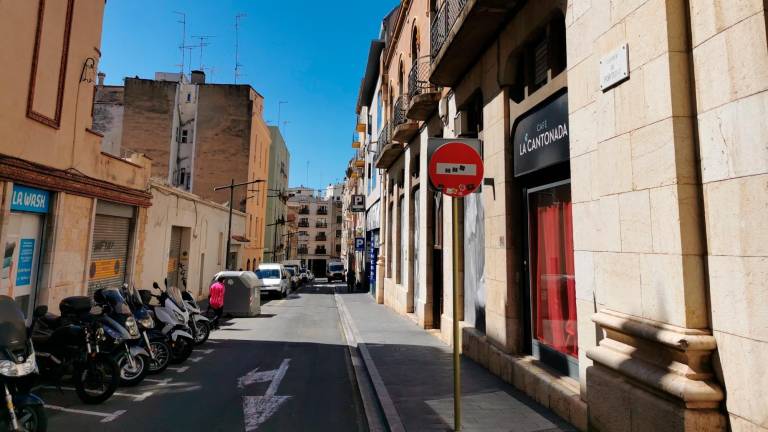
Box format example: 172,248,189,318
88,214,131,296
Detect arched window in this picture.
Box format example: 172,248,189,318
246,258,251,271
398,60,404,96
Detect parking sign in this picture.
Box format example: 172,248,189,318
355,238,365,251
350,195,365,212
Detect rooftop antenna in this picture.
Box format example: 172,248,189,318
234,13,247,84
282,120,290,139
191,35,215,70
173,11,187,75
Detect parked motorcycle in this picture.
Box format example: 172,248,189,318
120,284,171,375
139,283,194,364
0,297,46,431
33,296,120,404
180,289,210,345
92,288,150,387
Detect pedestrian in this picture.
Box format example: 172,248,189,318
346,269,356,293
209,275,226,329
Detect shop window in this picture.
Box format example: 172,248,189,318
528,182,577,371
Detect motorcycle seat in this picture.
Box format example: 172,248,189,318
39,313,62,329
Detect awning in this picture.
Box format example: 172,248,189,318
231,235,250,243
366,200,380,231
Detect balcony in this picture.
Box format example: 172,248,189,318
314,248,327,255
299,207,310,215
316,207,328,215
392,95,419,143
374,122,401,169
430,0,521,86
315,235,327,242
407,57,441,120
316,222,328,228
297,247,309,255
298,220,310,228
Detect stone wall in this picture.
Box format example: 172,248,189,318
690,2,768,430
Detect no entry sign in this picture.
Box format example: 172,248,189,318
428,141,484,197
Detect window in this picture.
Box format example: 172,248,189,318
508,13,566,102
186,93,192,102
335,244,341,254
336,215,342,224
335,230,341,238
528,182,577,370
376,90,383,135
180,129,189,144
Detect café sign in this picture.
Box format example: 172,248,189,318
513,91,570,177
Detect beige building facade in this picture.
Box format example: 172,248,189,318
287,187,342,276
0,0,152,315
137,180,245,300
357,0,768,431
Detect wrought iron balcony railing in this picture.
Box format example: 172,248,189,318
408,56,439,99
316,222,328,228
298,221,310,228
316,208,328,215
315,235,327,242
297,248,309,255
431,0,468,59
314,248,327,255
298,207,310,215
393,95,409,128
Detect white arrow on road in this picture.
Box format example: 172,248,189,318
242,358,291,431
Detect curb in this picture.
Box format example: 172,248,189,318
335,293,406,432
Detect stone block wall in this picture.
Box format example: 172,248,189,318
690,1,768,430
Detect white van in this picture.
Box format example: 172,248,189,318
327,261,345,282
256,263,289,298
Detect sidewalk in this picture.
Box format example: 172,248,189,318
336,292,576,432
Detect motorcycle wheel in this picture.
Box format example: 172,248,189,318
74,355,120,404
147,340,171,374
14,404,47,432
170,337,194,364
115,352,148,387
193,321,210,345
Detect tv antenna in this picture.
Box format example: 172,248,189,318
277,101,288,130
173,11,187,75
191,35,215,70
234,13,247,83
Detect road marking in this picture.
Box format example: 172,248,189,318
189,356,204,363
39,386,153,402
144,378,172,386
242,358,292,431
45,404,126,423
168,366,189,373
238,367,280,389
199,348,214,354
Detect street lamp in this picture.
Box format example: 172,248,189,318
213,178,265,270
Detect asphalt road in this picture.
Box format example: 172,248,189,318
37,280,368,432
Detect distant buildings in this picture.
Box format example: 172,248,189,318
93,71,273,269
286,185,343,276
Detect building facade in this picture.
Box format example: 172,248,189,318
0,0,152,315
287,186,342,276
137,180,246,299
263,126,290,263
351,1,768,431
93,72,272,269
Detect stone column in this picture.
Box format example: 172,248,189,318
566,0,725,430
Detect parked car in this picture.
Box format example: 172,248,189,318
256,264,289,298
327,262,345,282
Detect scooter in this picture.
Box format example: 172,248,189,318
120,284,171,375
33,296,120,404
180,288,211,345
139,282,194,364
0,297,46,431
92,288,151,387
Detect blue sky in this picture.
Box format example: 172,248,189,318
100,1,395,191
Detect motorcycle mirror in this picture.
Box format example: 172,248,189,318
152,282,160,289
33,305,48,318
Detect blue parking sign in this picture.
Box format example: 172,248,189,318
355,238,365,251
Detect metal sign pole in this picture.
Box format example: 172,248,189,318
452,196,462,431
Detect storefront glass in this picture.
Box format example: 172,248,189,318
528,182,577,358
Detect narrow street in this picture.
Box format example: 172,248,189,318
37,281,367,432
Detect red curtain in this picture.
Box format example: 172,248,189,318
533,196,577,357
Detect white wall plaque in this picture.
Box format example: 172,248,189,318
600,43,629,91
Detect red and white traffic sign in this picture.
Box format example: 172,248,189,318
428,142,484,197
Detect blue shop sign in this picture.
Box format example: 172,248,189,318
355,238,365,252
11,185,50,214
